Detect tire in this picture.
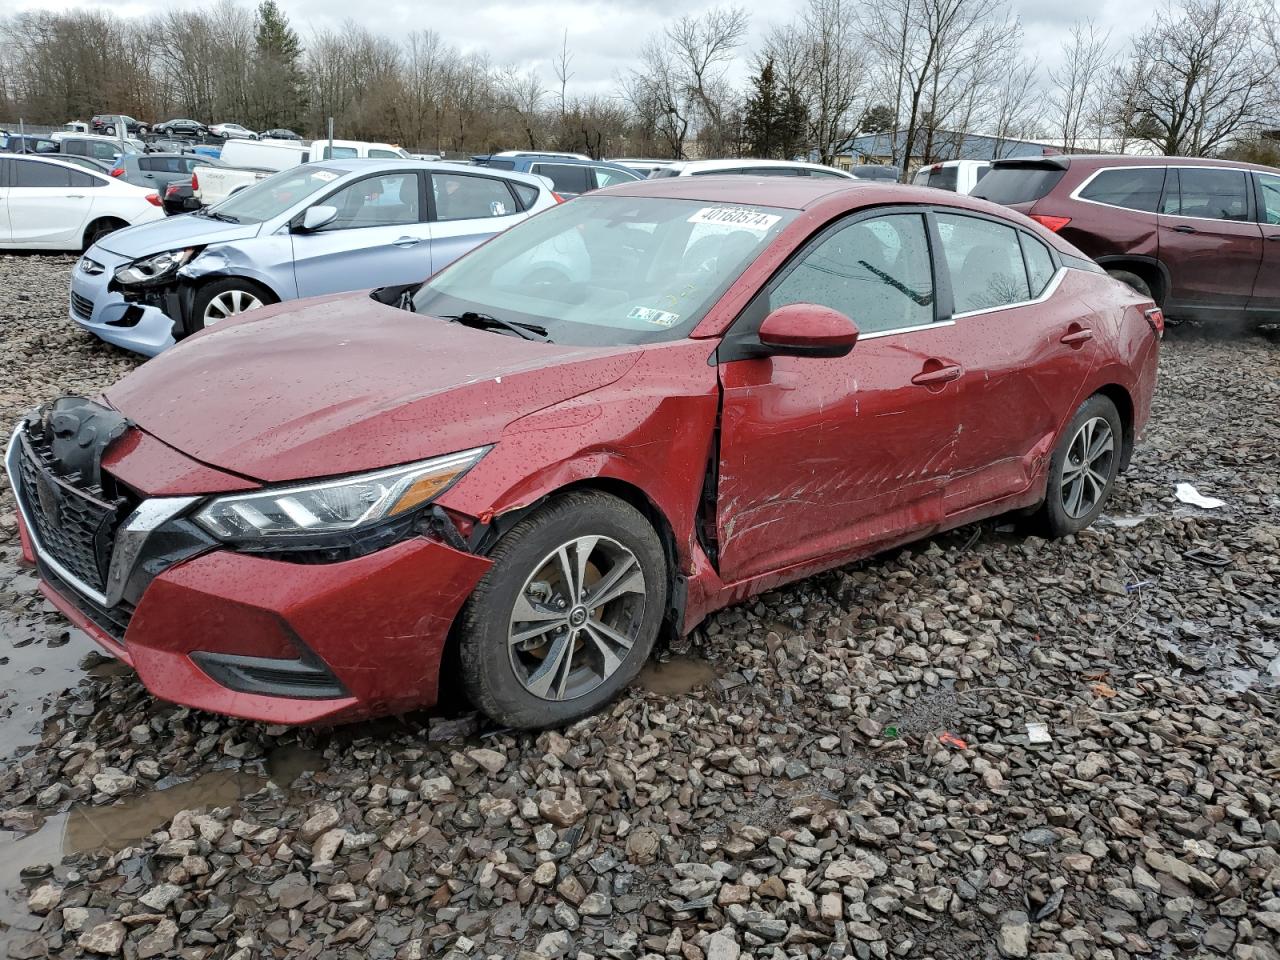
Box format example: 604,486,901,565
188,278,276,336
457,491,668,729
1107,269,1153,300
137,125,148,136
1037,394,1124,537
104,124,116,136
83,218,126,251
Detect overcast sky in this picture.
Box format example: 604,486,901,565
12,0,1152,97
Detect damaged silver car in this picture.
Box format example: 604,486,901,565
69,159,559,355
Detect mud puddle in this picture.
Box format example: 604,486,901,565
634,655,720,696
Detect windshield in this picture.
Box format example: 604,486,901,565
209,165,345,224
413,195,796,345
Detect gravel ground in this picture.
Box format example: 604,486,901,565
0,253,1278,960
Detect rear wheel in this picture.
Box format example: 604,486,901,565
1106,269,1153,300
188,278,276,336
457,491,667,729
1037,394,1124,537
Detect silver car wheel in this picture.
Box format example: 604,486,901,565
507,535,647,702
204,289,264,325
1061,416,1115,519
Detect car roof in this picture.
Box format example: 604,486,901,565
994,153,1280,175
668,158,850,173
305,157,551,187
601,175,890,209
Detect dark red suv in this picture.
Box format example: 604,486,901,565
972,155,1280,329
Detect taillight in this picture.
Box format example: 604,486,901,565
165,184,179,196
1145,306,1164,338
110,167,125,177
191,172,199,191
1030,214,1071,232
145,193,162,207
551,192,565,203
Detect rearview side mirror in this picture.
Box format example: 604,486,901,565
297,205,338,232
757,302,860,358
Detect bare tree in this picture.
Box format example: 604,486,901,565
553,30,573,125
499,67,546,150
1110,0,1272,155
1049,20,1113,151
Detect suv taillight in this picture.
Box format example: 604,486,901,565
109,167,125,177
1030,214,1071,232
190,172,199,191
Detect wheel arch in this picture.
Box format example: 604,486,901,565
82,216,129,250
1095,255,1170,307
1093,382,1135,472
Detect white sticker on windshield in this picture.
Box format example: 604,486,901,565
628,306,680,327
311,170,340,182
687,207,781,231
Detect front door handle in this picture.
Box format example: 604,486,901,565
1060,327,1094,346
392,236,421,247
1172,224,1196,234
911,363,963,386
65,194,84,199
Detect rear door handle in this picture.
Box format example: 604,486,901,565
392,236,421,247
1172,224,1196,234
65,194,84,199
1060,328,1094,346
911,364,963,386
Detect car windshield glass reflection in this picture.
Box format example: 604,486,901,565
210,166,346,224
413,196,796,346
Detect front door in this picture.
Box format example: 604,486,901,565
291,170,432,297
1157,167,1263,312
715,210,965,584
1250,171,1280,312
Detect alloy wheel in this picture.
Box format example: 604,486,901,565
1061,416,1115,519
204,289,264,325
507,536,647,702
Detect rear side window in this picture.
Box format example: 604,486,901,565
936,212,1031,312
1079,168,1165,212
1258,173,1280,225
532,163,592,195
67,170,104,188
1165,168,1250,222
1020,233,1056,296
771,213,935,334
141,157,184,173
971,165,1066,204
13,160,71,187
593,166,638,188
432,173,516,221
511,181,540,210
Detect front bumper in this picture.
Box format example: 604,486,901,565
7,427,492,724
69,249,176,356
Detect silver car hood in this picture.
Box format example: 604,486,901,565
94,215,263,259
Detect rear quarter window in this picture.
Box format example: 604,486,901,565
1078,168,1165,212
971,166,1066,204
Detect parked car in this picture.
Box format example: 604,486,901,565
110,152,227,191
0,155,163,250
472,153,642,197
912,159,992,194
19,178,1162,727
0,134,59,154
611,158,678,176
91,115,148,136
151,119,210,139
649,158,858,180
971,154,1280,329
210,123,258,141
260,128,302,140
53,133,142,162
70,159,559,355
161,178,199,216
851,164,902,182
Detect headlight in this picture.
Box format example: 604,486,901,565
114,248,197,286
194,447,488,544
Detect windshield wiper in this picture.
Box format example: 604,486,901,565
440,311,550,342
194,209,239,223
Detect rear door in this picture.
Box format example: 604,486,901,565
426,170,527,273
8,159,94,246
290,170,433,296
1250,171,1280,312
1157,167,1263,312
715,209,966,583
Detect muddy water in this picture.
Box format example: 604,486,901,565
634,655,720,696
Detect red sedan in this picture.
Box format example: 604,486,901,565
7,178,1161,728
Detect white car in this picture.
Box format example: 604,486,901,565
912,160,992,195
648,159,858,180
209,123,258,141
0,155,164,251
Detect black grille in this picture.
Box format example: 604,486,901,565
40,560,134,643
14,432,130,594
70,291,94,321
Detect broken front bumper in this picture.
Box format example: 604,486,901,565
69,249,176,356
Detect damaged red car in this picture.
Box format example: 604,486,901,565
6,178,1161,728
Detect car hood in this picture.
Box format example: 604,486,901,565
105,293,643,483
94,215,262,259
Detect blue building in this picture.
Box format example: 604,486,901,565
835,129,1060,170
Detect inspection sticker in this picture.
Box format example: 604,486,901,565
687,207,781,231
628,306,681,327
311,170,340,182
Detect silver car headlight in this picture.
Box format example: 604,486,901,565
194,448,488,544
114,248,198,286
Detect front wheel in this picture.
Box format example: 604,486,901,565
1037,394,1123,537
457,492,668,729
187,278,275,337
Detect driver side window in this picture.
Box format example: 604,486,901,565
770,213,935,334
